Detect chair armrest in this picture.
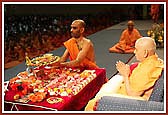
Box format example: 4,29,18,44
96,96,164,111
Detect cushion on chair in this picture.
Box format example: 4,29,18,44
149,71,164,102
96,71,164,111
96,96,164,111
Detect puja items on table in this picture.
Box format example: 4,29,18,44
25,53,61,67
6,62,97,104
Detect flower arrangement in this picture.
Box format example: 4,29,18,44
147,23,164,47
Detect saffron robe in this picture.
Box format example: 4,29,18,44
150,4,160,22
117,55,163,99
109,28,141,53
85,55,163,111
64,38,98,69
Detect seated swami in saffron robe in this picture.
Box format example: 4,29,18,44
85,37,164,111
63,37,98,69
109,20,142,53
52,19,98,69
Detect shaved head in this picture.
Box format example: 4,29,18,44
127,20,134,31
72,19,86,28
70,19,86,38
134,37,156,62
127,20,134,26
136,37,156,54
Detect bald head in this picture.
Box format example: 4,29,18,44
71,19,86,28
136,37,156,54
127,20,134,26
127,20,134,31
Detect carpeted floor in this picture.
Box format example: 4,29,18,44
88,29,147,79
4,20,164,81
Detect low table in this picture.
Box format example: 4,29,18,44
4,68,106,111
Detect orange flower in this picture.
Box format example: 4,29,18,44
14,94,20,100
28,93,34,99
9,76,19,84
31,95,37,103
28,92,46,102
18,71,28,78
21,89,28,95
36,95,44,102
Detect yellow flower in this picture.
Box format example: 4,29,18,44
158,36,163,42
66,89,72,94
54,88,58,92
147,31,151,36
147,23,164,44
60,88,64,93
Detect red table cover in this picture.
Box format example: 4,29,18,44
4,68,106,111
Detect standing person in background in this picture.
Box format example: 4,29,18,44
52,19,98,69
150,4,160,23
109,20,142,54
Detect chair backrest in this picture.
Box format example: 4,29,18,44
149,70,164,102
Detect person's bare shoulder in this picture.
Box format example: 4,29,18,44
83,38,92,44
83,38,93,47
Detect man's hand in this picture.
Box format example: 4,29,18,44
116,61,130,78
50,62,61,68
